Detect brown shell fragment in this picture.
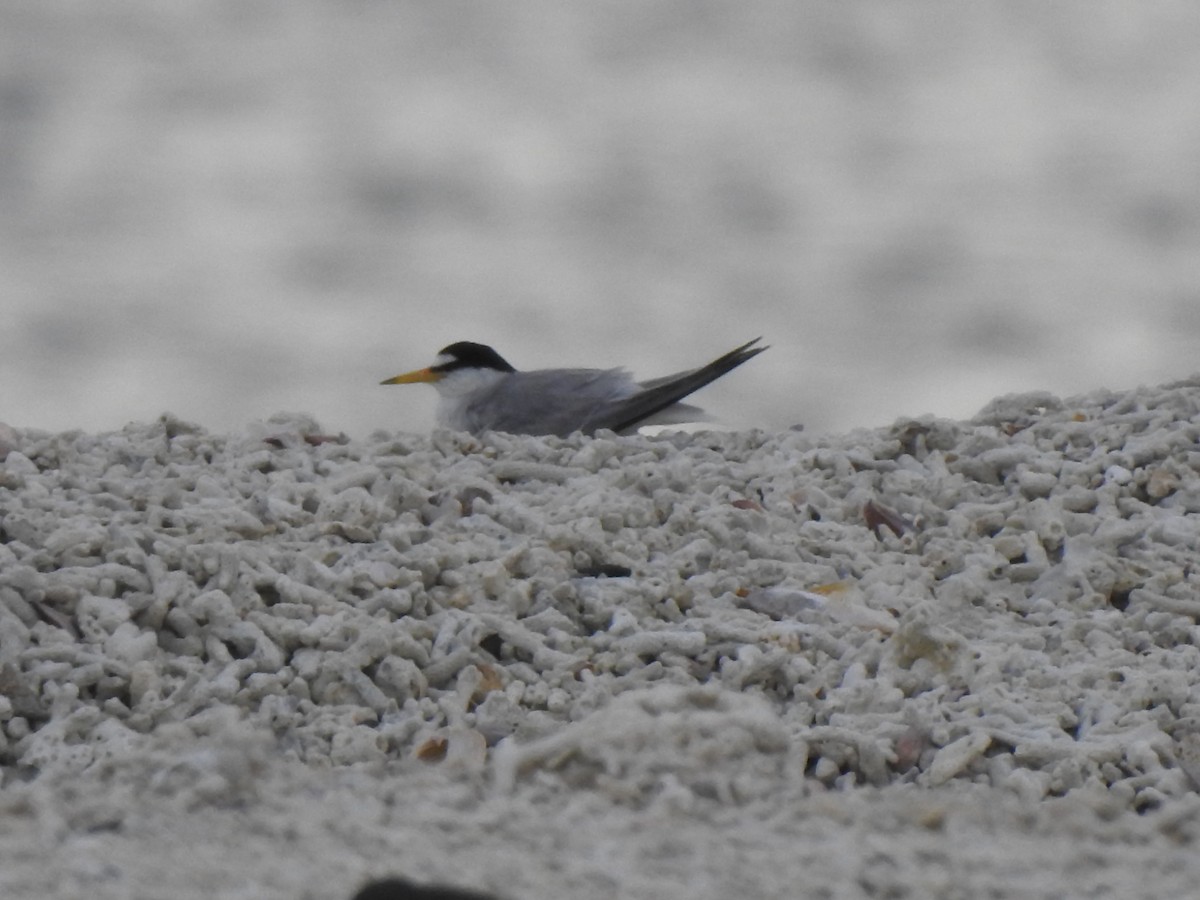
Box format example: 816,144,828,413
1145,467,1180,500
302,432,347,446
470,664,505,706
863,499,912,539
415,735,448,762
731,498,765,511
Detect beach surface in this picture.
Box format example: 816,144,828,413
2,378,1200,899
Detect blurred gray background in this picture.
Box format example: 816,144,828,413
4,1,1199,438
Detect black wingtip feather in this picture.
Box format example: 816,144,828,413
593,337,768,434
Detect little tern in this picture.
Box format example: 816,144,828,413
381,337,767,437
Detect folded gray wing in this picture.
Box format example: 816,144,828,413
466,368,640,436
582,337,767,434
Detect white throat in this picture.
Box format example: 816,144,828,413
433,367,508,429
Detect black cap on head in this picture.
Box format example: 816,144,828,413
435,342,516,374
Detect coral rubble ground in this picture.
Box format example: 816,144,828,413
2,379,1200,899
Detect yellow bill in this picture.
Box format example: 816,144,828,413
380,367,442,385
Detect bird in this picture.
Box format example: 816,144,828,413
380,337,767,437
